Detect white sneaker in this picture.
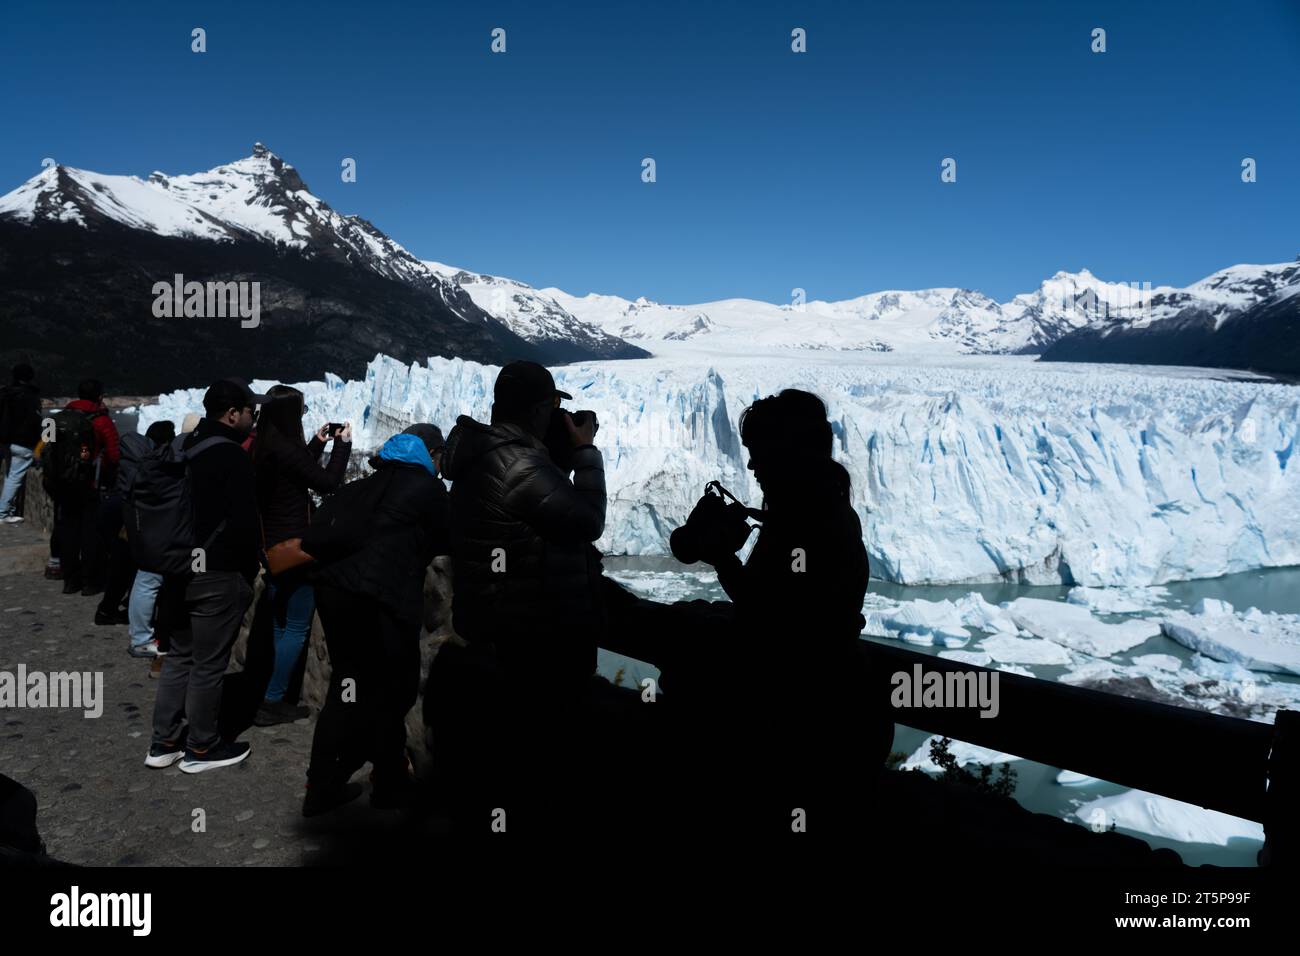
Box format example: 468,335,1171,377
1,515,22,524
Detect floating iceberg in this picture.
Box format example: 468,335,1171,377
937,650,994,667
978,634,1073,666
1055,770,1100,787
1066,585,1170,614
864,591,1026,646
863,599,972,647
1160,600,1300,676
1073,790,1264,847
1006,597,1161,657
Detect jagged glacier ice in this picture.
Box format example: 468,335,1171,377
138,350,1300,587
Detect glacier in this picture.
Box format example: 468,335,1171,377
138,350,1300,588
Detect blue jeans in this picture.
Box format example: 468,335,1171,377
128,570,165,648
0,444,34,517
265,577,316,703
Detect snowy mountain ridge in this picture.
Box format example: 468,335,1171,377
537,261,1299,358
0,145,639,358
5,146,1292,361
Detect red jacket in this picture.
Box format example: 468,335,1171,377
65,398,120,487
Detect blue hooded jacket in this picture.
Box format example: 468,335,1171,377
376,433,437,477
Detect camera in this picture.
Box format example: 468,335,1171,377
325,422,345,438
544,408,599,472
669,481,758,565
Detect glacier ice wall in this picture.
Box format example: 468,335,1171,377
140,354,1300,587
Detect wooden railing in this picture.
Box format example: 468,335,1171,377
863,641,1295,866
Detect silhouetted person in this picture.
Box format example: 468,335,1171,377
0,363,41,523
432,361,606,830
606,389,890,836
47,378,119,595
124,420,177,659
302,424,450,816
252,385,350,726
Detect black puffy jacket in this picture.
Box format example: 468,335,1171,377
441,414,606,662
0,382,41,450
311,460,451,623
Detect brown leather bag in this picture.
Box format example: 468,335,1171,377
265,537,315,577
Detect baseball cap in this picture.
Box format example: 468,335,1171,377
402,422,446,455
493,361,572,412
202,378,269,417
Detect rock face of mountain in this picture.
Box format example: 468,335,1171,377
423,261,648,361
0,217,545,396
1040,261,1300,377
0,146,641,393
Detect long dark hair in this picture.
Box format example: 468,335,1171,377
739,389,850,504
252,384,307,463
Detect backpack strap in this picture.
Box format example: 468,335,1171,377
183,435,238,458
183,434,238,554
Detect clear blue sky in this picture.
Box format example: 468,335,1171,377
1,0,1297,303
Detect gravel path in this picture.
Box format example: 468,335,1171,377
0,530,449,866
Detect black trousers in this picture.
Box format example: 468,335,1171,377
52,485,102,588
307,584,421,788
97,494,136,612
151,571,254,751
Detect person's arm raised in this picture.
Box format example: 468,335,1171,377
283,429,349,494
504,445,606,544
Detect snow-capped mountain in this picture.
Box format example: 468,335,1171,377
0,145,643,353
534,261,1299,374
1042,260,1300,376
422,261,647,360
0,146,643,391
0,144,459,296
2,145,1295,380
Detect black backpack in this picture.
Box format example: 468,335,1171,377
122,433,236,574
41,407,103,492
301,466,397,565
116,432,155,497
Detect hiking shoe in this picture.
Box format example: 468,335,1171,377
96,607,129,626
44,560,62,580
149,656,165,679
61,580,83,595
253,700,310,726
1,515,22,524
145,731,189,769
128,639,161,658
178,741,251,774
81,583,104,598
302,781,364,818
